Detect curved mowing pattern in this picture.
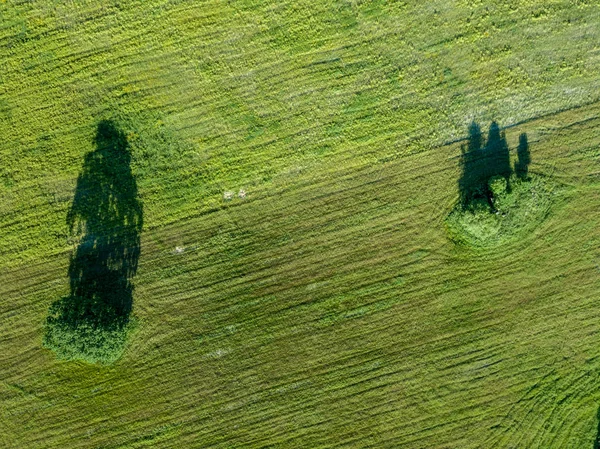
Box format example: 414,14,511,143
1,1,600,447
0,101,599,447
445,122,557,248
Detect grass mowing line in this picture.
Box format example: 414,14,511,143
3,4,600,446
150,98,600,244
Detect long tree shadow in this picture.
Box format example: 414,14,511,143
458,121,520,210
44,120,142,364
515,132,531,180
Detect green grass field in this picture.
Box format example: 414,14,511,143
2,1,600,447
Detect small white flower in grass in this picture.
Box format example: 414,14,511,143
174,246,184,254
223,190,234,200
238,189,246,199
205,348,230,359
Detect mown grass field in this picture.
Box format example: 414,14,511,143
2,1,600,447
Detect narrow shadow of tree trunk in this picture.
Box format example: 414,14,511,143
44,120,142,364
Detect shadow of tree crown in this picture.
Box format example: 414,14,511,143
458,120,530,208
44,120,142,363
67,120,142,280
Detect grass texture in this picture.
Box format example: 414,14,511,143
2,1,600,448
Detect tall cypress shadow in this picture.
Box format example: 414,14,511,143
458,121,513,209
515,133,531,180
44,120,142,364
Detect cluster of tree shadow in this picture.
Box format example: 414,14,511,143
458,121,531,211
44,120,142,364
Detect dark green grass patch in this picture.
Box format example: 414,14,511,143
446,173,558,248
445,121,561,249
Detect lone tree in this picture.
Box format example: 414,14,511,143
44,120,143,364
